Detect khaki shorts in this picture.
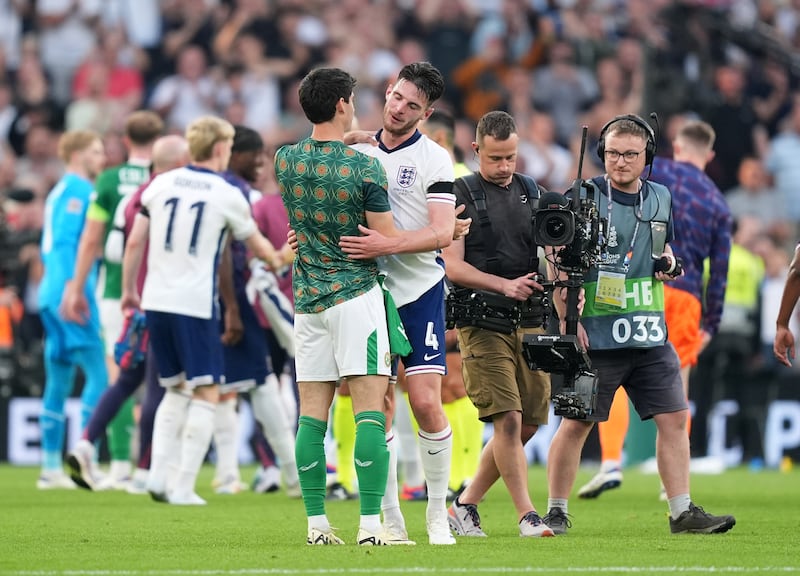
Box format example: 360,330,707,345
295,283,392,382
457,325,551,426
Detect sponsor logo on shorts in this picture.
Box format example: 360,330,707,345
423,353,441,361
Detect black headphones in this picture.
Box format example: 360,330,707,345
596,113,657,165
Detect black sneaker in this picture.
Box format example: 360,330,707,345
542,507,572,535
669,502,736,534
326,482,357,501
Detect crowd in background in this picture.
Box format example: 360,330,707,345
1,0,800,461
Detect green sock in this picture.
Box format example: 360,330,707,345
295,415,328,517
332,394,356,493
107,397,135,461
354,411,388,516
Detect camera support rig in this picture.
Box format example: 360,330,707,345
522,126,599,419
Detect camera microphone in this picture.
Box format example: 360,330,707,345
538,191,569,209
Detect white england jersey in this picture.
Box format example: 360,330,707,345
140,165,257,319
352,131,455,306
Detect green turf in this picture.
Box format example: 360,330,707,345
1,464,797,575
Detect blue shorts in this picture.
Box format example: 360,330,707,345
397,279,447,377
40,305,104,362
146,310,225,388
221,292,270,392
587,343,687,422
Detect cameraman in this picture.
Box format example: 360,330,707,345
543,115,735,535
441,111,554,538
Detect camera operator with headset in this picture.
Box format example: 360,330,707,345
441,111,555,538
542,114,736,536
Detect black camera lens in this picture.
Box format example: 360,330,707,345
545,216,567,238
534,209,575,246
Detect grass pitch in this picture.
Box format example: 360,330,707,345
1,464,798,575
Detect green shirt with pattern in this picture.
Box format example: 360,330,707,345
276,138,391,313
86,160,151,299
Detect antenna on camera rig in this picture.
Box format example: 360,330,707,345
522,125,598,419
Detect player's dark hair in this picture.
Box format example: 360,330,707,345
397,62,445,107
298,67,356,124
232,125,263,153
125,110,164,146
476,110,517,143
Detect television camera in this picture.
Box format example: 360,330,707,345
522,127,605,419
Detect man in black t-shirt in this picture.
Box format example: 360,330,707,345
441,111,554,538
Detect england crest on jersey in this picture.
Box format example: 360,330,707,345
397,166,417,188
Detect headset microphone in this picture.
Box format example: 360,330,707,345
646,111,660,180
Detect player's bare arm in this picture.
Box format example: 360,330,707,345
441,238,543,300
218,237,243,346
340,199,458,259
120,213,148,312
61,218,106,324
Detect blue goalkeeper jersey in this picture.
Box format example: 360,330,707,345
39,173,98,310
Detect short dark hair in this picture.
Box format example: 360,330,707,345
397,62,445,108
232,125,263,153
125,111,164,146
476,110,517,143
298,67,356,124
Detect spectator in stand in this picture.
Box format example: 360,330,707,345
34,0,102,105
148,44,217,133
71,26,146,117
765,93,800,228
704,64,761,192
726,156,792,246
7,50,64,157
65,61,125,134
0,81,16,143
532,39,598,147
216,30,282,134
517,110,572,192
15,124,63,197
155,0,218,79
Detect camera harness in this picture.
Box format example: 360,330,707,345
445,172,545,333
460,172,541,276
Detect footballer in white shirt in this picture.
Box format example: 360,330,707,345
121,116,289,506
341,62,459,545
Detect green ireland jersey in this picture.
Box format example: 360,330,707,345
580,178,673,350
276,138,391,314
86,160,151,299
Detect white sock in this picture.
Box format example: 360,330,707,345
381,429,404,527
172,399,216,497
601,459,621,473
668,493,692,520
213,397,239,483
548,498,568,514
109,460,132,479
147,388,191,494
418,425,452,518
394,390,424,486
279,372,298,426
308,514,331,532
359,513,382,533
251,375,298,486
